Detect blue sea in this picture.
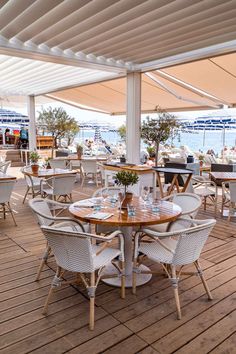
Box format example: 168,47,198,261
76,130,236,155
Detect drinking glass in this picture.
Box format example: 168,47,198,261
127,204,136,217
94,199,102,211
152,199,160,213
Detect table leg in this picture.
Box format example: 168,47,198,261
167,174,178,195
175,178,180,193
101,226,152,288
182,173,192,192
156,172,164,198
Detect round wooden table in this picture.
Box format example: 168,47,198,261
69,197,182,287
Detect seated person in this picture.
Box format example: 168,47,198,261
5,128,10,144
20,127,28,148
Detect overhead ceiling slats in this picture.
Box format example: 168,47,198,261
0,54,120,95
0,0,236,67
0,0,236,111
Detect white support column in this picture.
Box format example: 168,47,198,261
27,95,37,151
126,72,141,164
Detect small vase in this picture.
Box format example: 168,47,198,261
31,164,39,174
121,192,133,209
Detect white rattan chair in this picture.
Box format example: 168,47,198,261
29,198,90,281
185,176,218,214
222,181,236,221
41,174,76,202
133,218,216,319
147,193,202,233
49,159,69,169
41,225,125,330
80,160,102,187
0,180,17,226
0,161,11,174
21,167,42,203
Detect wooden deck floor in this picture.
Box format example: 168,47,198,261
0,167,236,354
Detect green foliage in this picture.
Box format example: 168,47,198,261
198,154,205,161
37,107,79,148
29,151,40,164
76,143,83,153
114,171,139,193
117,124,126,141
141,107,180,165
146,146,156,157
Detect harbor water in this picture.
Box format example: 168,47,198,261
76,129,236,155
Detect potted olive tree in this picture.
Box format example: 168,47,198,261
76,143,83,159
29,151,40,174
198,154,205,167
114,171,139,208
141,107,181,166
146,146,156,160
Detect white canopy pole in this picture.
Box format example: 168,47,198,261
126,72,141,164
27,95,37,151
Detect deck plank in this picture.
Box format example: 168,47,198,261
0,169,236,353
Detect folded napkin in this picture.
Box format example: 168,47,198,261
74,200,95,208
85,212,113,220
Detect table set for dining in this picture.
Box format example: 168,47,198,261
69,195,182,287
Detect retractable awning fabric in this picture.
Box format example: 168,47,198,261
47,52,236,115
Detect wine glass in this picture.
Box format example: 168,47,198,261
101,188,109,208
140,186,150,211
118,192,125,215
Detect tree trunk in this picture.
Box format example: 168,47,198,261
155,142,160,166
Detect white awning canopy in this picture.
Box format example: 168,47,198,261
46,52,236,114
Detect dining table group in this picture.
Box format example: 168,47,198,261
69,196,182,287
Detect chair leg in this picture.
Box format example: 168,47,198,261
89,272,95,330
120,260,125,299
22,186,30,204
42,266,62,315
228,203,232,222
204,197,207,210
81,175,85,187
171,265,181,320
35,245,51,281
3,204,6,219
214,197,217,215
7,202,17,226
221,196,224,217
194,260,213,300
132,258,137,295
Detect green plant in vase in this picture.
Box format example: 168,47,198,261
76,143,83,159
44,157,51,169
29,151,40,174
146,146,156,159
114,171,139,208
198,154,205,167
